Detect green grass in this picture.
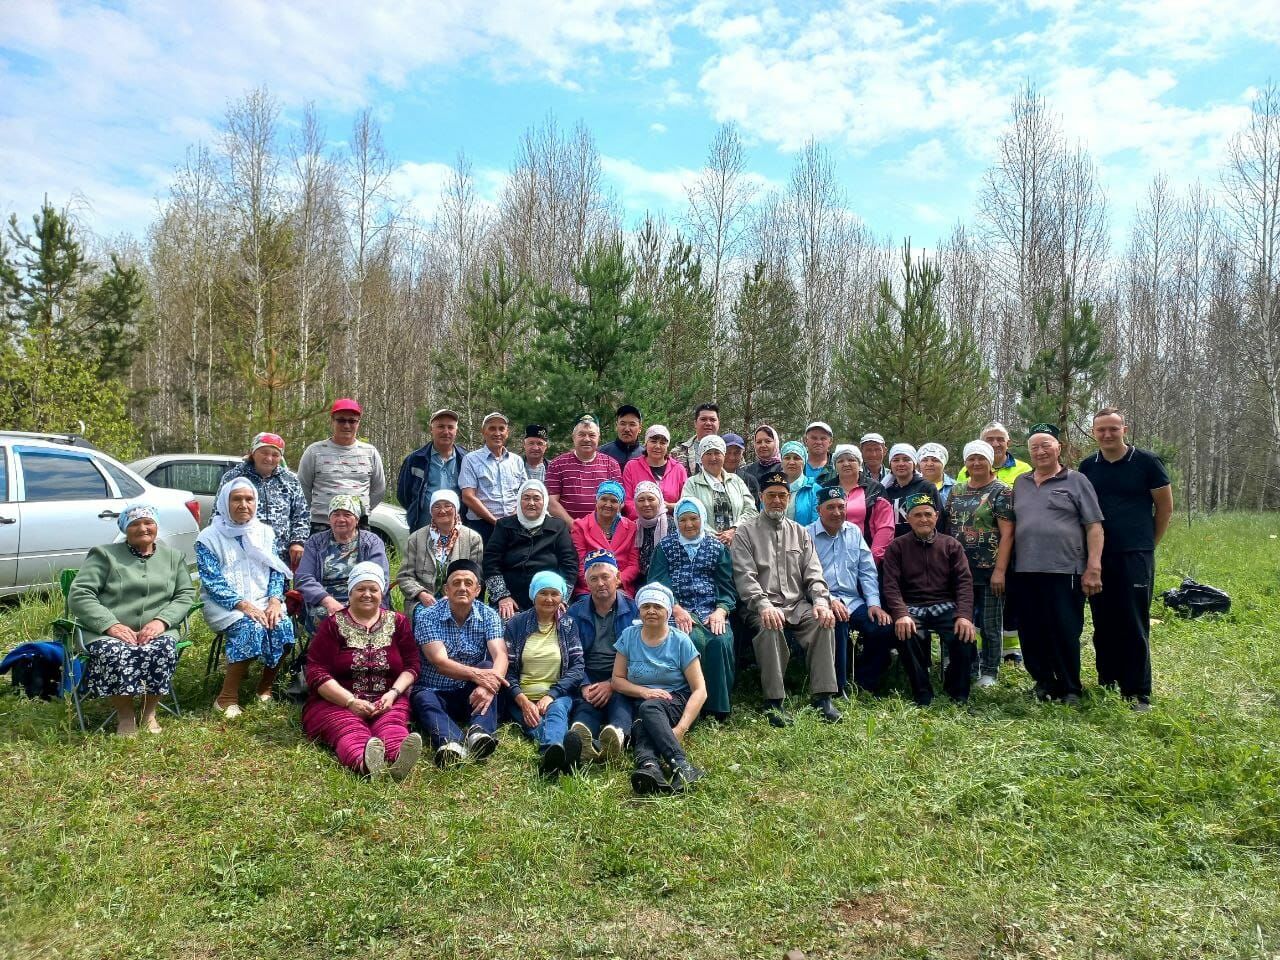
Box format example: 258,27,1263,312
1,513,1278,959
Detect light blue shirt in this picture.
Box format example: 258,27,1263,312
460,446,528,520
806,519,880,610
614,624,699,694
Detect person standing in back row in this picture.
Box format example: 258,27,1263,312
298,399,386,532
1078,408,1173,711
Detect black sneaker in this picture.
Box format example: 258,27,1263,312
1063,693,1081,706
562,729,583,770
464,725,498,762
539,742,566,777
763,700,792,728
812,696,843,723
669,758,706,793
630,761,671,795
1032,684,1054,702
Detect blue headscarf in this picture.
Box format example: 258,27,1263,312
674,497,707,557
529,570,570,604
595,479,625,504
117,503,159,535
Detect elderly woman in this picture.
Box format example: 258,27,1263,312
484,479,579,621
631,481,669,582
571,480,640,597
918,442,956,507
66,504,196,736
780,440,820,526
296,495,389,632
612,583,707,794
830,444,895,562
504,571,587,776
301,562,422,780
198,478,296,717
622,424,689,516
646,499,737,722
680,435,757,546
217,432,310,566
946,440,1016,688
396,489,484,619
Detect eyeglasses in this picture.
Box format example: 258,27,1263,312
333,417,360,425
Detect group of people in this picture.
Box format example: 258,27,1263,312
65,397,1172,794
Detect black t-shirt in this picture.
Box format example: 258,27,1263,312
1078,446,1170,553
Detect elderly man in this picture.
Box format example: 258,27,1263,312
398,408,468,534
807,486,894,696
599,404,645,467
410,559,507,766
802,421,835,481
298,398,386,531
566,549,639,760
731,470,841,726
859,432,891,484
546,415,623,522
1013,423,1104,705
1078,407,1173,710
521,424,549,482
672,402,721,475
460,411,528,542
883,443,946,539
880,493,977,704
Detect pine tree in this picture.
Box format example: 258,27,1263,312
719,259,805,436
1016,288,1112,452
834,242,990,451
498,241,663,441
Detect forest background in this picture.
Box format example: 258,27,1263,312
3,80,1279,512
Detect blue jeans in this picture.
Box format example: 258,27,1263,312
508,694,572,748
570,672,635,737
410,685,499,749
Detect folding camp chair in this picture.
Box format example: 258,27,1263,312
52,567,197,733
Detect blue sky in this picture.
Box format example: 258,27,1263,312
2,0,1276,252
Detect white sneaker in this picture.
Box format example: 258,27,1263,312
434,741,466,768
975,675,998,689
363,737,387,779
389,732,423,782
213,702,243,719
570,722,600,761
599,724,625,760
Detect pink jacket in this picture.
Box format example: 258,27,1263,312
570,513,640,597
621,456,690,518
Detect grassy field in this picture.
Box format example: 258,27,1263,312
1,513,1278,960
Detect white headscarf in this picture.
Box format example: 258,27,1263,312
516,478,549,530
203,477,291,576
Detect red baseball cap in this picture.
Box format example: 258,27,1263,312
330,398,362,416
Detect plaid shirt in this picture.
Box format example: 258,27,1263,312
412,599,503,691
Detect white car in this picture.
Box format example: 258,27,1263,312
0,434,200,596
128,453,410,556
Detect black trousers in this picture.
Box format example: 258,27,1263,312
1089,550,1155,700
464,516,496,544
854,611,973,705
631,691,690,768
1016,573,1085,698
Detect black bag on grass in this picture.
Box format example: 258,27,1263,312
1162,579,1231,617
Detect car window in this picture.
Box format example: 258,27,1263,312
101,461,145,498
18,450,109,501
161,462,227,497
0,447,7,501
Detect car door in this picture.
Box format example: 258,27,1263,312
0,446,17,592
14,445,119,590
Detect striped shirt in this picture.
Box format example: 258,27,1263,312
545,451,622,520
413,599,503,691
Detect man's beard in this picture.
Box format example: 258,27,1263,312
765,508,786,520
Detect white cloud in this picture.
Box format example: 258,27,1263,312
649,122,668,134
601,155,782,215
896,139,951,181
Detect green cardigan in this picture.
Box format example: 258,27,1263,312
67,542,197,635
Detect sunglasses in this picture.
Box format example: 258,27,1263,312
333,416,360,425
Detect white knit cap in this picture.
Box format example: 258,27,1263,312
963,440,996,465
888,442,918,463
700,435,727,457
917,442,948,467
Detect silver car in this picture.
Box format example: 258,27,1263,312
129,453,410,556
0,434,200,596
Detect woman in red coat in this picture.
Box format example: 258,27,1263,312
571,480,639,597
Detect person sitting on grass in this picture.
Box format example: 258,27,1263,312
566,550,638,764
301,562,422,781
410,559,506,767
611,583,708,795
880,493,977,705
198,477,295,718
67,504,197,736
504,571,588,777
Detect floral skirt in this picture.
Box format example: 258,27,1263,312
223,616,294,668
83,634,179,698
